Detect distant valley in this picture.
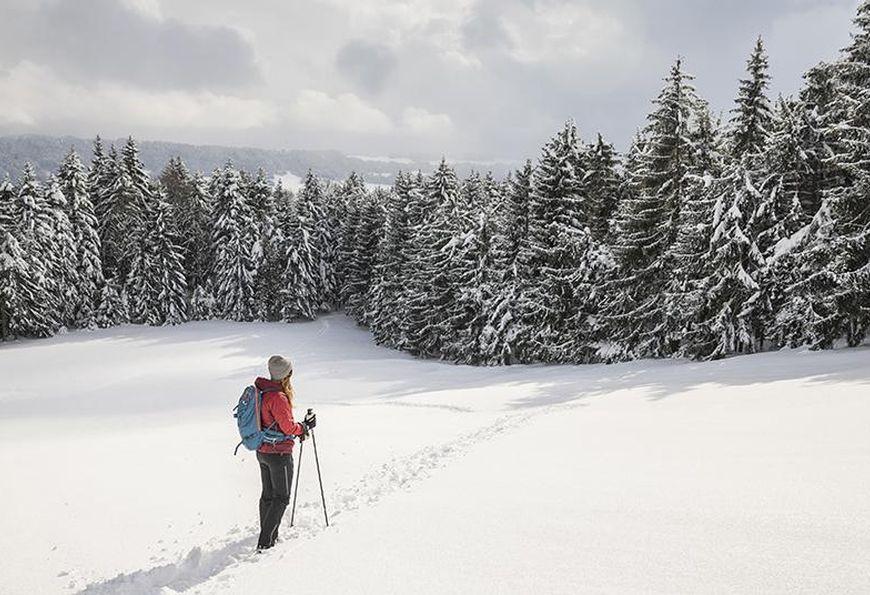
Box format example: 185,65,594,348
0,134,520,187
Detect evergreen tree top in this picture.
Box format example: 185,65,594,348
639,59,704,166
92,136,105,160
845,0,870,58
730,36,773,158
343,171,366,195
651,58,697,114
61,147,86,175
18,163,39,191
162,156,191,178
0,175,13,227
426,159,460,210
249,168,271,189
302,169,321,190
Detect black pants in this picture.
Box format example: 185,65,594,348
257,451,294,548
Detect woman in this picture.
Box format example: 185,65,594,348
254,354,316,551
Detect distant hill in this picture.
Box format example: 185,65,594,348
0,134,519,186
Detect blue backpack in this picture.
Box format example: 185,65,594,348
233,385,294,455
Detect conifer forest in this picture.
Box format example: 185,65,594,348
2,4,869,365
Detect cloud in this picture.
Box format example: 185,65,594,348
120,0,162,18
287,90,394,134
498,1,629,64
0,0,861,159
335,40,398,94
4,0,260,92
0,61,276,130
402,107,454,136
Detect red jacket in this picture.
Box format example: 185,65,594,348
255,377,305,454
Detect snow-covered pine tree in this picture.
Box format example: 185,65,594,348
691,38,773,358
344,187,385,324
160,158,213,290
367,172,413,347
323,178,349,310
794,62,840,219
730,37,774,159
280,197,320,322
759,62,841,346
6,165,57,336
769,3,870,350
480,161,533,364
403,159,464,359
247,168,274,232
151,189,188,325
436,170,484,362
515,120,608,363
583,133,623,242
254,181,289,321
448,173,501,364
0,176,12,234
44,176,81,328
247,168,275,280
98,140,149,283
501,162,533,271
121,137,152,199
88,136,113,224
159,157,189,203
98,150,130,280
211,162,257,321
795,1,870,347
59,148,104,329
757,97,814,256
0,226,51,339
661,106,725,358
600,60,706,360
748,97,813,347
127,185,188,326
0,177,47,339
296,171,333,311
699,164,768,358
337,172,367,309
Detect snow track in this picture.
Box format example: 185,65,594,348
77,408,548,594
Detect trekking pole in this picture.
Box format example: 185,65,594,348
308,408,330,527
289,437,303,527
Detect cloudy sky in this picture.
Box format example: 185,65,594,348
0,0,859,159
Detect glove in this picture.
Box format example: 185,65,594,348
303,410,317,430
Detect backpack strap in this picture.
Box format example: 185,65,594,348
255,387,263,432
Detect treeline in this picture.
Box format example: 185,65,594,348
2,4,869,363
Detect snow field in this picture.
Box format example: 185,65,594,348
1,315,868,594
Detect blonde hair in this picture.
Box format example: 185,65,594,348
280,375,295,407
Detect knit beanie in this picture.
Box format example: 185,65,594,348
268,355,293,380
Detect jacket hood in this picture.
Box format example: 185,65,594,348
255,377,283,392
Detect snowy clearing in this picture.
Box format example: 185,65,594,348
1,315,868,594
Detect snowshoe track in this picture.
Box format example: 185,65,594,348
77,408,543,594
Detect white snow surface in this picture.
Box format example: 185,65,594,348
1,315,869,594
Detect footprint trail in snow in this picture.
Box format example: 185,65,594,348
77,407,552,594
